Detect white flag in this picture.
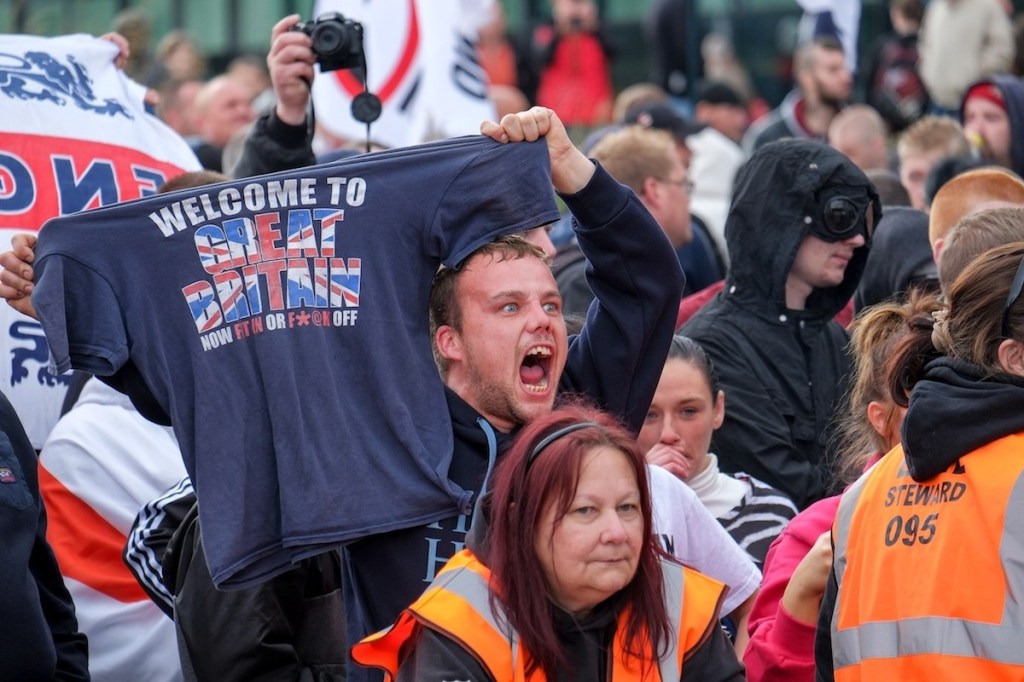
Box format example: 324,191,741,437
795,0,862,74
0,33,200,447
310,0,497,149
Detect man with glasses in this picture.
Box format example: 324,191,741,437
681,139,880,509
624,101,736,290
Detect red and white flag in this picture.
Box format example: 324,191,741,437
0,33,200,447
310,0,497,149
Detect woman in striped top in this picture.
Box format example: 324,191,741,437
639,334,798,567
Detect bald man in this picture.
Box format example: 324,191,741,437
191,75,255,172
828,104,891,172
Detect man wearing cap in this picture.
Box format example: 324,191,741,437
624,101,706,170
627,101,740,272
695,80,750,145
553,102,717,278
960,77,1024,177
742,37,851,156
681,139,880,509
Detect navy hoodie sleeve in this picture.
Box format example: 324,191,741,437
558,163,685,435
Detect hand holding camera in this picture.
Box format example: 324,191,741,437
269,14,317,125
269,13,380,127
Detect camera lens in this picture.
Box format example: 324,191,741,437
302,13,363,72
312,22,350,56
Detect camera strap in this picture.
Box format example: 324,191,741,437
306,41,380,155
346,42,381,153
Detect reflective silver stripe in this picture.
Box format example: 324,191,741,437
832,459,1024,670
657,558,685,681
831,454,888,659
432,564,514,641
1001,474,1024,627
430,562,523,674
832,617,1024,666
828,459,873,658
831,462,873,584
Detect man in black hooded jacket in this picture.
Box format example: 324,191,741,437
854,206,937,312
681,139,880,509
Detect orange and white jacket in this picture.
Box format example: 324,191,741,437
40,379,187,682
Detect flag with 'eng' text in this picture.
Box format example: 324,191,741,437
0,32,199,447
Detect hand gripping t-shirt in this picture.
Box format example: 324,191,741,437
33,135,560,589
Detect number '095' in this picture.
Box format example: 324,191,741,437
884,513,939,547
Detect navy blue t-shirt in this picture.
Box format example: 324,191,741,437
33,136,560,589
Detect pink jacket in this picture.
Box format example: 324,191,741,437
743,495,841,682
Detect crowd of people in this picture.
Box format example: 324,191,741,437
3,0,1024,679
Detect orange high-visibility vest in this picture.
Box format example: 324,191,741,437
829,434,1024,680
352,549,726,681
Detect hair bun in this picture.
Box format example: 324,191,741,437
930,308,952,353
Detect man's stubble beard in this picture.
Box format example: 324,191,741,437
466,371,536,429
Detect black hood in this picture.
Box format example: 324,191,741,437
724,139,880,319
854,206,935,311
902,357,1024,481
960,74,1024,177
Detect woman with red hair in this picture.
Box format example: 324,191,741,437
352,403,745,681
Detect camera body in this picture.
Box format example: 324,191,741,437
294,12,365,73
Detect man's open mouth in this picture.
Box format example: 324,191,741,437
520,346,553,393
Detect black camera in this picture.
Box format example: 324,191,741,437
294,12,365,73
